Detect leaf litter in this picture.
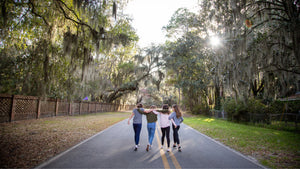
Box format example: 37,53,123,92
0,112,130,168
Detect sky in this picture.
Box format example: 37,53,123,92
124,0,199,48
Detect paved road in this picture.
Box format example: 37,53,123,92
36,116,265,168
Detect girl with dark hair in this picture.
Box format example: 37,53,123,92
128,103,144,151
155,104,171,152
168,104,184,152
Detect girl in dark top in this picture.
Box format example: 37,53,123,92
137,105,158,151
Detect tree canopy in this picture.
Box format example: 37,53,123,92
1,0,140,103
1,0,299,107
161,0,299,112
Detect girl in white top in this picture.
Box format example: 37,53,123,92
151,104,171,152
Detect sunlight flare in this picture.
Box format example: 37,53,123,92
210,36,221,47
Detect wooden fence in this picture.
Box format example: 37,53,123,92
0,94,135,123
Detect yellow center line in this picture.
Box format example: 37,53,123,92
155,124,170,169
156,122,182,169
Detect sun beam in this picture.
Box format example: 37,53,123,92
210,36,221,47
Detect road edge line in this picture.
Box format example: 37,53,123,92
34,118,128,169
185,124,267,169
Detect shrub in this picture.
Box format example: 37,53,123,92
268,100,285,114
285,100,300,114
223,98,265,122
221,97,299,128
247,98,266,114
190,103,210,115
268,100,300,114
234,99,248,122
223,98,238,121
247,98,268,123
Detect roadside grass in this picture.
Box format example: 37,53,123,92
0,112,131,169
184,115,300,169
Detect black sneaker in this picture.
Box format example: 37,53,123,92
134,147,138,151
173,144,177,148
178,146,182,152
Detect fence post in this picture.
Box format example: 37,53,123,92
68,101,72,115
37,98,41,119
295,114,297,129
79,101,82,115
10,95,16,122
55,98,59,116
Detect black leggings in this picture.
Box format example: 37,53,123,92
161,126,170,147
172,124,180,144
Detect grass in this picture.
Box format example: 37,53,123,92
1,111,299,168
184,115,300,169
0,112,131,169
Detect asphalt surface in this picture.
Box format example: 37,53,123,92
36,116,265,169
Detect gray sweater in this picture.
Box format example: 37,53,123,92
168,112,184,126
133,108,144,124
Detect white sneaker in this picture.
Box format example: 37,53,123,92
161,146,163,149
167,148,170,152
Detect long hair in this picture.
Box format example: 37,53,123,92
172,104,182,118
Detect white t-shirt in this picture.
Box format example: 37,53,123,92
153,110,170,128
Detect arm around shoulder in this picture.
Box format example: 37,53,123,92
152,110,159,115
137,108,146,114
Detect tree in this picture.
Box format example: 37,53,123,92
199,0,300,101
0,0,139,102
160,0,299,113
163,8,213,112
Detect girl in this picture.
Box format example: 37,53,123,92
137,105,158,151
128,103,144,151
152,104,171,152
168,104,184,152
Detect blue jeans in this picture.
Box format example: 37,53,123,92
147,122,156,145
133,123,142,145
